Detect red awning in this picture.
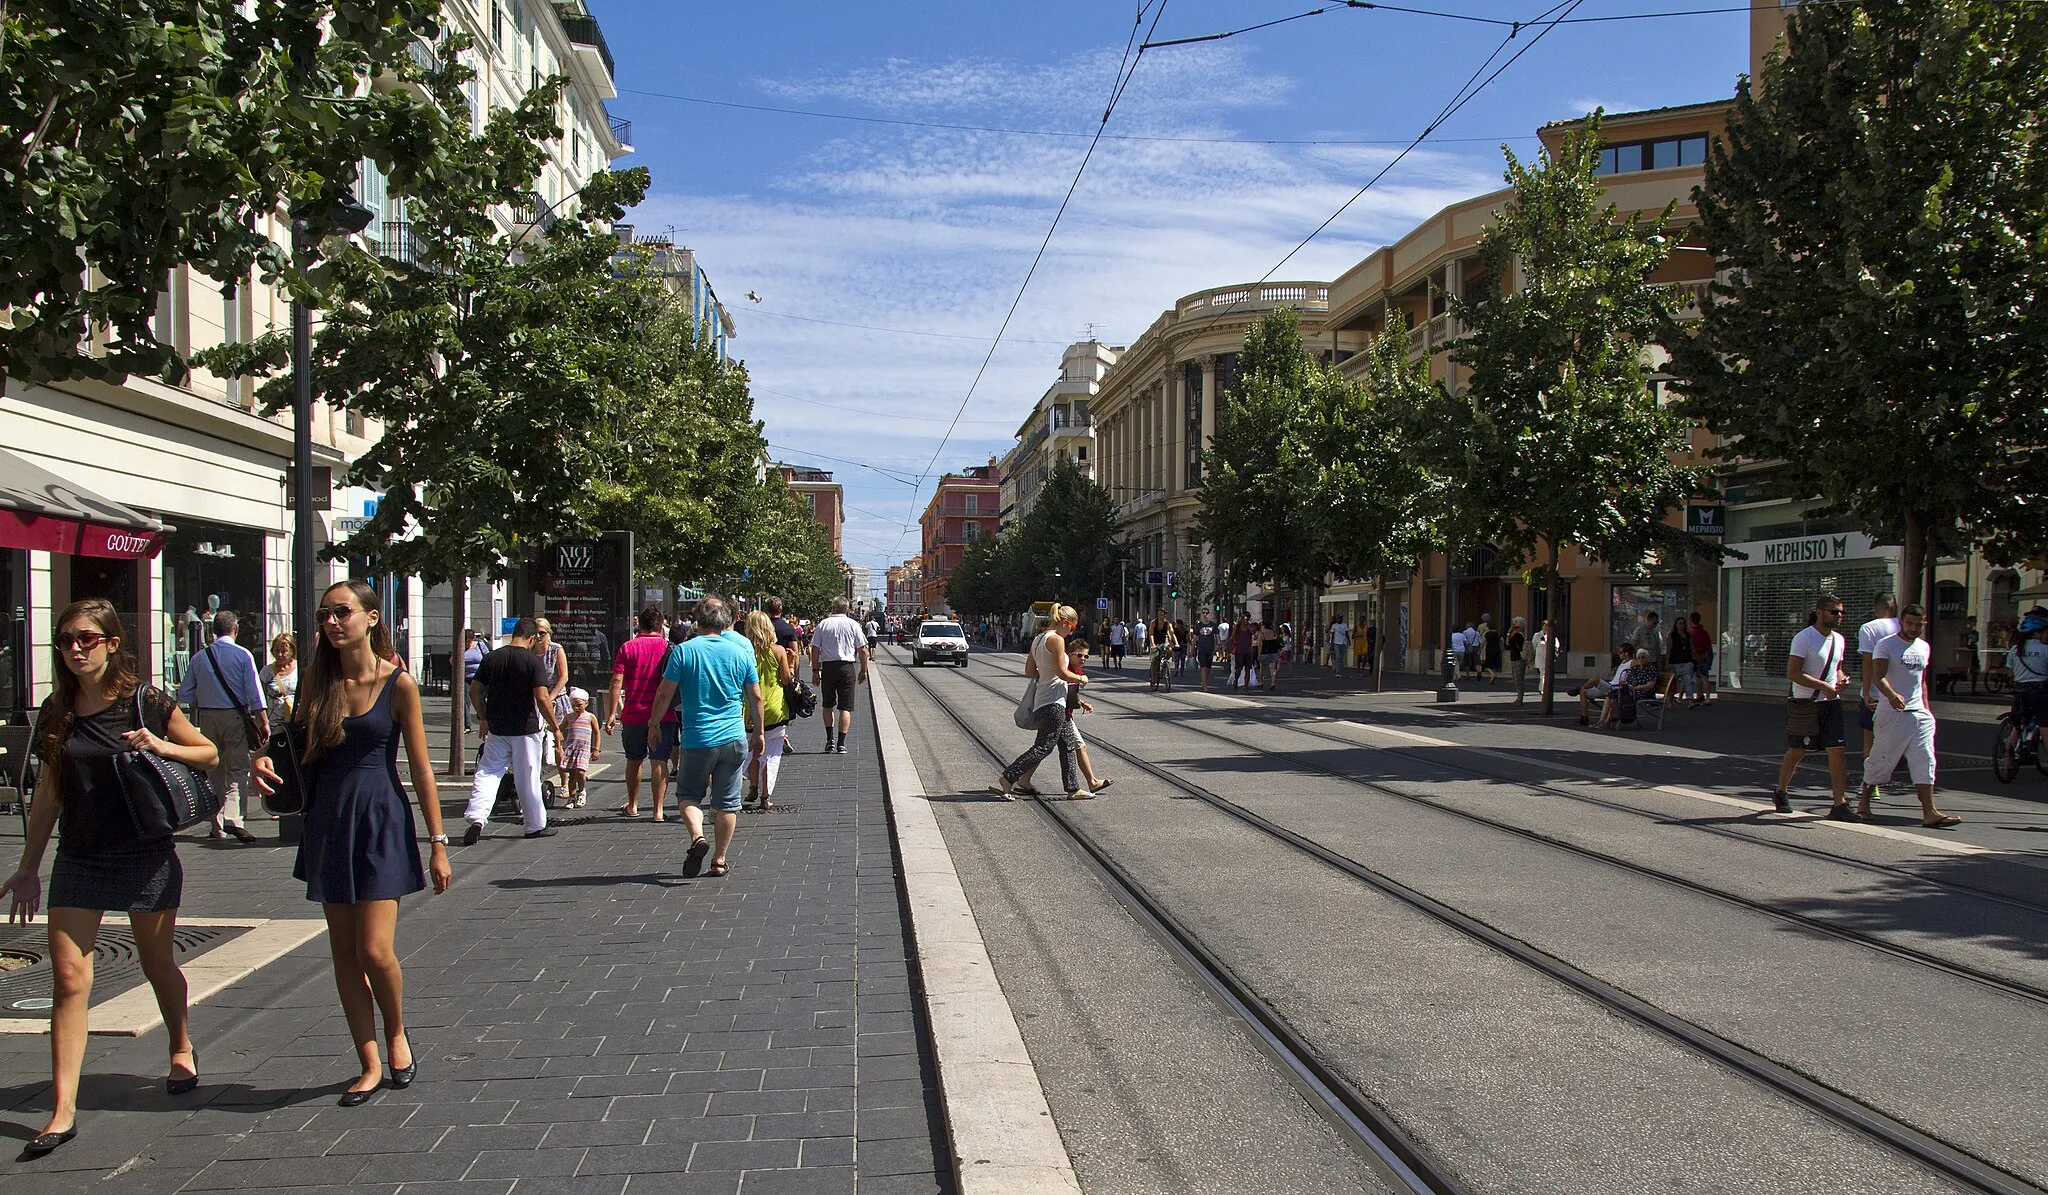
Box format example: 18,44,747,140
0,449,170,558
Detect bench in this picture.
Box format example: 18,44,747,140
1629,693,1669,731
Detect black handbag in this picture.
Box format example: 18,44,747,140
115,690,222,837
791,680,818,720
261,722,310,816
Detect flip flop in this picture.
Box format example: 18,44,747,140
1922,814,1962,828
1089,779,1114,792
986,784,1017,801
1014,785,1042,797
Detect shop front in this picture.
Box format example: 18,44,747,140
158,517,270,686
1717,531,1898,693
0,447,172,722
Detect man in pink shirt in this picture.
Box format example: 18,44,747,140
605,606,673,819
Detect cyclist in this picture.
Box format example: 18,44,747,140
1148,613,1179,693
2007,613,2048,758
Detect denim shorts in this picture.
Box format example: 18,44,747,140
675,739,746,813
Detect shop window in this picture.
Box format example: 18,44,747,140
160,521,268,686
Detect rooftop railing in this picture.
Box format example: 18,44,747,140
1178,282,1330,318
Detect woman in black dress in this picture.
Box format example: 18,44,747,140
255,580,451,1106
2,600,218,1157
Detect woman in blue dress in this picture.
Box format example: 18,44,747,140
256,580,451,1106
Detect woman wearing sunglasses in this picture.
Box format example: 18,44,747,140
2,600,219,1158
255,580,452,1106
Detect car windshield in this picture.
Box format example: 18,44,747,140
920,624,963,637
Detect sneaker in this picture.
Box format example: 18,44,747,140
835,744,847,754
1771,791,1792,814
1826,804,1861,823
462,822,483,846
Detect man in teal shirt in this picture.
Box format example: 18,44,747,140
646,597,763,878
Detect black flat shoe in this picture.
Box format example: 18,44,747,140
225,824,257,843
167,1052,199,1095
337,1084,378,1107
23,1128,77,1158
389,1036,417,1089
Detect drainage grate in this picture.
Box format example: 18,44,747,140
0,923,245,1015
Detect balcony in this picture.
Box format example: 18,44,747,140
1178,282,1331,319
608,113,633,152
511,191,559,235
405,34,440,75
376,220,423,265
554,6,618,99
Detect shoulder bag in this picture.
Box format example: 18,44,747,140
203,642,270,751
262,721,310,816
1785,635,1838,738
116,689,222,838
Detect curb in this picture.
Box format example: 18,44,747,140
867,667,1083,1195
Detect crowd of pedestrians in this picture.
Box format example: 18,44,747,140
3,585,865,1157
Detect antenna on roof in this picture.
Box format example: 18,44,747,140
1080,322,1101,342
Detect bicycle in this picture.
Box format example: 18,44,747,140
1984,667,2015,696
1991,708,2046,783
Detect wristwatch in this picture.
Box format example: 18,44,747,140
429,833,450,845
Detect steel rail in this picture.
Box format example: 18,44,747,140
892,655,1470,1195
905,649,2047,1195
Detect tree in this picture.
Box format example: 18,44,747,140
1197,307,1330,613
1303,312,1450,688
584,283,768,588
201,63,656,587
0,1,455,387
1447,118,1708,710
1663,2,2048,599
1010,460,1122,609
734,478,848,618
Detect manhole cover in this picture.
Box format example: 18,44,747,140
0,950,33,973
0,924,245,1014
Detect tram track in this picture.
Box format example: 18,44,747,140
965,651,2048,1005
894,647,2048,1195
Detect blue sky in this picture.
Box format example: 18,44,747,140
588,1,1752,585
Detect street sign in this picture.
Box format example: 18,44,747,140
1685,504,1726,537
1143,568,1165,586
1096,596,1109,610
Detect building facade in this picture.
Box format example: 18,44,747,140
997,340,1117,532
0,0,631,719
776,465,844,561
918,464,1001,613
1091,282,1332,621
885,562,921,622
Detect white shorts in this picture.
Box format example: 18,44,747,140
1863,707,1936,788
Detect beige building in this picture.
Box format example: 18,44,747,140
998,340,1117,533
0,0,631,718
1090,283,1331,619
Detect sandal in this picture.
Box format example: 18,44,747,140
708,861,730,877
1064,790,1095,801
1089,779,1114,792
986,784,1017,801
1014,785,1042,797
683,836,710,878
1922,814,1962,828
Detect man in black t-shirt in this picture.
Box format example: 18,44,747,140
764,596,801,677
463,617,563,843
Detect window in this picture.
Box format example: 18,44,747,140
1594,134,1708,176
1076,446,1089,461
964,521,982,541
963,494,979,514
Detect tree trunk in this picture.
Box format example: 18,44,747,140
1539,536,1560,717
448,575,468,776
1899,510,1927,609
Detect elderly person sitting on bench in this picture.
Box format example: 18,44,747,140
1601,649,1661,730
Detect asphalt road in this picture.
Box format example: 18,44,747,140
887,644,2048,1194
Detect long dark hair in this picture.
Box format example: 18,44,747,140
297,579,395,763
38,599,139,764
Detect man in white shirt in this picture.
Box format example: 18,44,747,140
1772,594,1854,819
809,597,870,754
1856,593,1901,764
1576,653,1635,725
1130,617,1147,657
1108,620,1127,670
1330,616,1350,673
1861,604,1958,827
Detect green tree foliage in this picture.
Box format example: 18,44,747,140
1663,2,2048,597
584,285,768,588
1301,312,1446,589
735,477,848,619
0,1,455,386
198,54,657,585
1196,308,1330,600
1446,118,1706,638
943,460,1120,618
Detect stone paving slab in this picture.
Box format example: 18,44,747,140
0,698,954,1194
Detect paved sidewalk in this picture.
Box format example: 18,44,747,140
1,702,953,1194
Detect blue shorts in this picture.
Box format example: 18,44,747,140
675,739,746,813
621,721,650,762
1857,703,1876,732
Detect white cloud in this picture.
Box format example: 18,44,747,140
642,44,1511,571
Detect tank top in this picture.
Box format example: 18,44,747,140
756,644,790,727
1030,632,1069,709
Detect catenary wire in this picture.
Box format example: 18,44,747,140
891,0,1170,561
742,307,1072,346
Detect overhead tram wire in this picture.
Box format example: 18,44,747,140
743,308,1071,346
765,444,924,486
890,0,1172,560
1188,0,1587,325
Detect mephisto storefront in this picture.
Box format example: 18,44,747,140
1716,531,1899,694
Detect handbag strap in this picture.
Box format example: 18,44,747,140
203,642,256,720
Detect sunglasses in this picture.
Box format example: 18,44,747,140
56,630,110,652
315,605,362,624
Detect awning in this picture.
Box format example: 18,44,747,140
0,448,171,558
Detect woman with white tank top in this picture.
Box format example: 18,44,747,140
989,607,1089,799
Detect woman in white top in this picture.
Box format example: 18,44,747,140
989,606,1090,800
261,633,299,733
